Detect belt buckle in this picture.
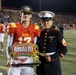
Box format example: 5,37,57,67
39,53,46,57
42,53,46,56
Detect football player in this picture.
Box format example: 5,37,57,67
0,20,5,52
6,5,40,75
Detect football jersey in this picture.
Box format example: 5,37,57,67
7,22,40,44
0,24,5,33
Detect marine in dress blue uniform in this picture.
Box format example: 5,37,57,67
36,11,67,75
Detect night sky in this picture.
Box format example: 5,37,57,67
2,0,76,13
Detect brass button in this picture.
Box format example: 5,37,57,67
44,47,46,49
51,41,52,42
44,40,46,41
45,33,47,35
43,50,45,52
44,43,46,45
45,36,47,38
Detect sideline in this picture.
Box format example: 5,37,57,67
67,53,76,55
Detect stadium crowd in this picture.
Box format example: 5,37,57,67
0,9,76,31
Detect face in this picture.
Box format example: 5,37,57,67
21,12,32,22
41,19,53,29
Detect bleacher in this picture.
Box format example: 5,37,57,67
0,8,76,30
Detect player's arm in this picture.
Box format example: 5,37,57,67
6,34,14,66
34,37,37,44
33,25,40,44
34,25,40,37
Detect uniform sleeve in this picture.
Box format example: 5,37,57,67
34,25,40,37
6,35,14,58
57,31,67,55
2,24,5,33
51,31,67,62
7,23,17,36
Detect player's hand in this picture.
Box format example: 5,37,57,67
7,58,11,67
45,55,52,62
34,55,41,66
34,55,39,61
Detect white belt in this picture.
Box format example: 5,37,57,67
39,52,55,56
45,52,55,55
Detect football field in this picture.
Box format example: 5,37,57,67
0,30,76,75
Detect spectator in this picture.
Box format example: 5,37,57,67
0,20,5,52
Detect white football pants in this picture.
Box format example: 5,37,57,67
7,56,34,75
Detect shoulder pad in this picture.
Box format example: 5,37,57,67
8,23,17,28
34,25,40,29
0,24,4,26
1,24,4,25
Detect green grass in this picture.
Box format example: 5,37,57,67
0,30,76,75
61,30,76,75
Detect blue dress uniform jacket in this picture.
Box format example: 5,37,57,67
36,28,67,75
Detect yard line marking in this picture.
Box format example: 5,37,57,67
67,53,76,55
0,66,8,70
61,58,76,60
0,55,4,56
67,43,76,45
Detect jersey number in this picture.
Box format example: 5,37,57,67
18,37,31,43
